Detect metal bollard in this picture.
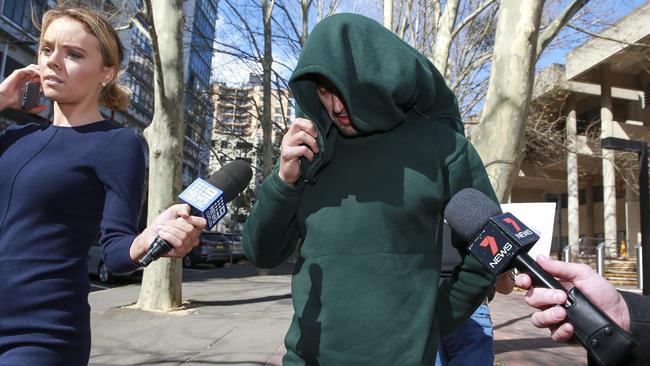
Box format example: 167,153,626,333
638,246,643,290
563,245,572,263
597,242,605,276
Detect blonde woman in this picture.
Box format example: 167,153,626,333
0,5,205,364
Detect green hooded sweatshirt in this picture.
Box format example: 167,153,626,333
243,13,498,366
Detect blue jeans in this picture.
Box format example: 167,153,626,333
435,304,494,366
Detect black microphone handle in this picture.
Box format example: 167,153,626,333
138,236,173,267
513,253,636,366
512,254,564,290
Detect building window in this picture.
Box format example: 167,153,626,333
132,27,152,57
123,72,153,118
3,0,47,36
594,185,603,203
612,100,628,122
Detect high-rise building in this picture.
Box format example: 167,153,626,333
210,73,293,177
119,0,219,187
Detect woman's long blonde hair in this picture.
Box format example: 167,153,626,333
39,5,131,112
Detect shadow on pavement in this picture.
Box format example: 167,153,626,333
182,262,295,283
495,337,579,354
493,313,532,330
185,293,292,307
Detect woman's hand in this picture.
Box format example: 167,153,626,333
0,64,45,113
130,204,207,262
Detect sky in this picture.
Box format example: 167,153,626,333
211,0,649,86
536,0,648,70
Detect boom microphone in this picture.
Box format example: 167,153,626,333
444,188,635,366
138,160,253,267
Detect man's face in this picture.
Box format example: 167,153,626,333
316,80,357,137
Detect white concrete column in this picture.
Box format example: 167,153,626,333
566,100,580,254
585,176,595,238
0,43,9,82
601,65,618,257
625,182,641,257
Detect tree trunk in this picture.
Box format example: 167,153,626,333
136,0,185,311
472,0,544,202
431,0,459,79
261,0,274,179
300,0,311,46
383,0,393,30
472,0,589,202
474,0,544,202
257,0,275,276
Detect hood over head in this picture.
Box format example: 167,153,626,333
289,13,463,182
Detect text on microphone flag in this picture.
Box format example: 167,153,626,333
468,224,515,274
494,212,540,246
178,178,227,229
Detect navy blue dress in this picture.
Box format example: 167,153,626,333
0,120,144,365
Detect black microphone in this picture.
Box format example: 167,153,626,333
138,160,253,267
444,188,636,366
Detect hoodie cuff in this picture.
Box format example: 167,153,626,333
267,170,305,199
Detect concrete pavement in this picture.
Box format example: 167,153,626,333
492,292,587,366
89,263,619,365
89,263,293,366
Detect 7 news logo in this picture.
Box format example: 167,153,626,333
479,235,513,269
500,214,536,241
479,215,528,269
470,213,539,273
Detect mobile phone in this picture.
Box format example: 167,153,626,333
299,126,326,184
21,81,41,111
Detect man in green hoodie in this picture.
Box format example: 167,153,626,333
243,13,499,365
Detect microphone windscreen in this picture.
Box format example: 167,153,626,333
208,160,253,203
444,188,502,243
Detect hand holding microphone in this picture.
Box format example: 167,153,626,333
136,160,253,267
515,256,631,342
130,204,206,263
444,188,636,366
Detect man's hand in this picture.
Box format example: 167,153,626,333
278,118,319,185
495,270,515,295
515,255,630,342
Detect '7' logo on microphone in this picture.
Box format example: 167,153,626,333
497,213,537,242
480,235,499,255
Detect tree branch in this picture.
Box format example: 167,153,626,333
274,2,301,42
223,0,264,60
536,0,589,60
451,0,495,39
143,0,165,98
